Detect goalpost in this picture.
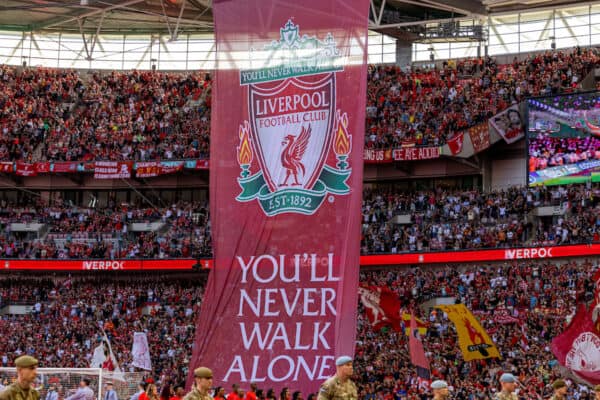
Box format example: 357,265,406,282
0,368,146,400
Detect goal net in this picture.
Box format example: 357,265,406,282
0,368,146,400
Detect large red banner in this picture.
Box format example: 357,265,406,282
190,1,369,394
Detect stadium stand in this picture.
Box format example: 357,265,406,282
1,48,599,163
2,3,600,399
0,259,596,399
0,183,597,259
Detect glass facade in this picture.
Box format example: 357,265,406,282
0,30,395,70
0,2,597,70
413,3,600,62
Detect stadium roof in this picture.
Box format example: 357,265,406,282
0,0,214,35
0,0,590,36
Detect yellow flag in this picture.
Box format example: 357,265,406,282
435,304,501,361
402,313,427,336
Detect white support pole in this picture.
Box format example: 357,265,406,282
171,0,187,42
160,0,173,37
98,368,103,400
88,12,106,58
377,0,386,26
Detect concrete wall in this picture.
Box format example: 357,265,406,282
364,158,481,182
491,158,527,188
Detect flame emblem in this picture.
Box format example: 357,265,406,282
334,111,351,156
237,121,253,165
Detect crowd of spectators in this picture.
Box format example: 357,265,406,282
1,48,599,164
0,65,211,162
0,258,598,399
356,259,599,399
0,273,205,387
361,183,600,253
365,48,599,149
528,134,600,171
0,199,211,259
0,183,597,259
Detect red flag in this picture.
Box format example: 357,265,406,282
447,131,464,155
359,286,401,331
551,304,600,385
409,312,430,380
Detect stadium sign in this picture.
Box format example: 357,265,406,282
235,20,351,216
361,244,600,265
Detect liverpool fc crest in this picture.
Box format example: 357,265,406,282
236,20,351,216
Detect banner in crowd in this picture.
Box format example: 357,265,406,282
184,159,210,170
469,123,491,153
50,162,79,173
493,308,520,324
100,328,122,374
131,332,152,371
0,162,12,173
409,312,431,383
359,286,401,330
435,304,500,361
15,162,37,177
90,343,107,368
393,146,441,161
552,270,600,385
447,132,464,155
136,161,185,178
35,162,51,173
363,149,393,164
489,104,524,144
94,161,132,179
190,0,369,394
358,286,426,334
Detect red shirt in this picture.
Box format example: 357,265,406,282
227,393,241,400
245,392,257,400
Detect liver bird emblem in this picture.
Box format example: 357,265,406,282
280,124,311,187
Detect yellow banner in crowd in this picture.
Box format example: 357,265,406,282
435,304,501,361
402,313,427,336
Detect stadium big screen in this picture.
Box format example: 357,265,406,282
528,90,600,186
